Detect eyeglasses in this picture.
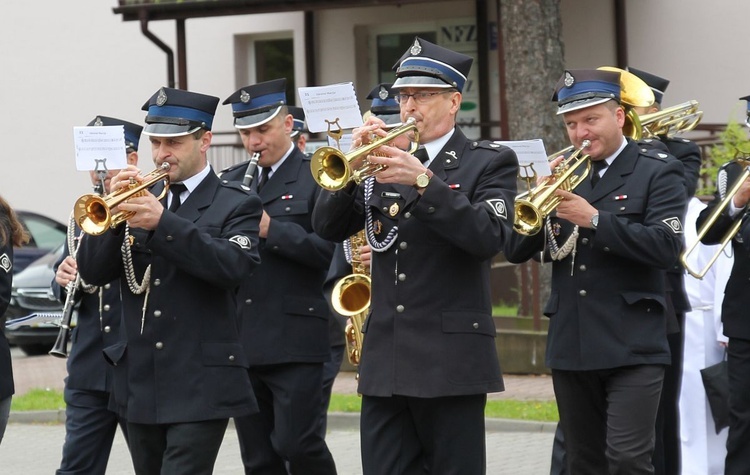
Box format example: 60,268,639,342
395,91,454,105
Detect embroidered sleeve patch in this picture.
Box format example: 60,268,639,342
0,253,11,273
485,199,508,220
229,235,252,250
662,217,683,234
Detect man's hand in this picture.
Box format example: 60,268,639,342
367,144,427,187
554,189,598,228
55,256,78,287
360,244,372,269
259,210,271,238
732,175,750,209
119,194,164,231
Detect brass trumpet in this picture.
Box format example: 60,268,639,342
681,159,750,279
73,163,171,235
627,100,703,141
332,230,371,367
514,140,591,236
310,118,419,191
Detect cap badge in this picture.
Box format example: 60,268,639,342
378,87,389,101
240,89,251,104
564,71,575,88
410,39,422,56
156,88,168,106
94,117,104,127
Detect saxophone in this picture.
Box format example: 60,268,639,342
332,230,371,366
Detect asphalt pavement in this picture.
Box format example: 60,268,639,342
2,348,557,474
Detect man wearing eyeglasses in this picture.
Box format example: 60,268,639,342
312,37,518,474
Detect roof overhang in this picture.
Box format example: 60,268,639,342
114,0,435,22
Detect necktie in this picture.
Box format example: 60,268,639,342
258,167,271,192
590,160,608,188
413,147,429,164
168,183,187,212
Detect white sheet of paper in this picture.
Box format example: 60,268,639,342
73,125,127,171
494,139,551,178
298,83,363,133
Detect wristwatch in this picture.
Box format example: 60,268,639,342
414,169,433,190
590,213,599,229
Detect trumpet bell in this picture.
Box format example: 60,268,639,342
332,273,371,317
513,199,545,236
310,118,419,191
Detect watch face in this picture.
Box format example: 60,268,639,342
416,173,430,188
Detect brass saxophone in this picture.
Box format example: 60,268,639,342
332,230,371,366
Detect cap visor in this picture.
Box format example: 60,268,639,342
235,106,282,129
143,123,200,137
392,76,453,89
556,97,612,115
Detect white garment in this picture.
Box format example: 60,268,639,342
679,197,730,475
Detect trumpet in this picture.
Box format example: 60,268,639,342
73,163,171,235
626,100,703,141
514,140,591,236
681,159,750,279
310,118,419,191
332,230,371,367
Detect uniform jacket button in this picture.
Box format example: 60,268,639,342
399,242,408,250
228,355,235,362
427,206,436,214
166,235,174,241
472,322,479,329
581,238,589,245
103,326,111,333
404,212,412,219
398,273,406,281
104,283,111,290
155,342,164,350
103,304,111,311
579,290,587,297
396,305,405,313
579,265,586,272
153,279,161,286
153,310,162,318
245,299,252,305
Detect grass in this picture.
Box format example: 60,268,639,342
12,390,558,422
328,394,558,422
492,304,519,317
10,388,65,412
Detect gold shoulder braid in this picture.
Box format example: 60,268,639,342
121,224,152,334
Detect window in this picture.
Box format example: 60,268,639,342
255,38,296,105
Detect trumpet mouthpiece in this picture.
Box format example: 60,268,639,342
581,140,591,149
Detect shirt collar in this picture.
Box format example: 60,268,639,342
422,127,455,167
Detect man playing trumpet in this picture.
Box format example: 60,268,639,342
313,37,518,474
77,87,262,474
506,68,686,474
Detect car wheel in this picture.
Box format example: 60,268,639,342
18,343,54,356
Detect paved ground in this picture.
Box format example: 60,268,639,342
3,349,557,474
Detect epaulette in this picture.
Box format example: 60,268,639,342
639,147,671,162
218,160,250,178
637,137,669,153
470,140,506,152
219,178,254,194
661,135,693,145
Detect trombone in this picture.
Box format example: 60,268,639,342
514,140,591,236
73,163,171,235
310,118,419,191
681,159,750,279
626,100,703,141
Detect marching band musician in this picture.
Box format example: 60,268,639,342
220,78,337,474
627,66,702,475
53,116,140,475
505,68,686,473
312,37,518,474
0,197,28,444
696,94,750,475
76,88,262,474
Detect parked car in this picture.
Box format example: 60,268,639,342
4,245,64,356
15,210,67,274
